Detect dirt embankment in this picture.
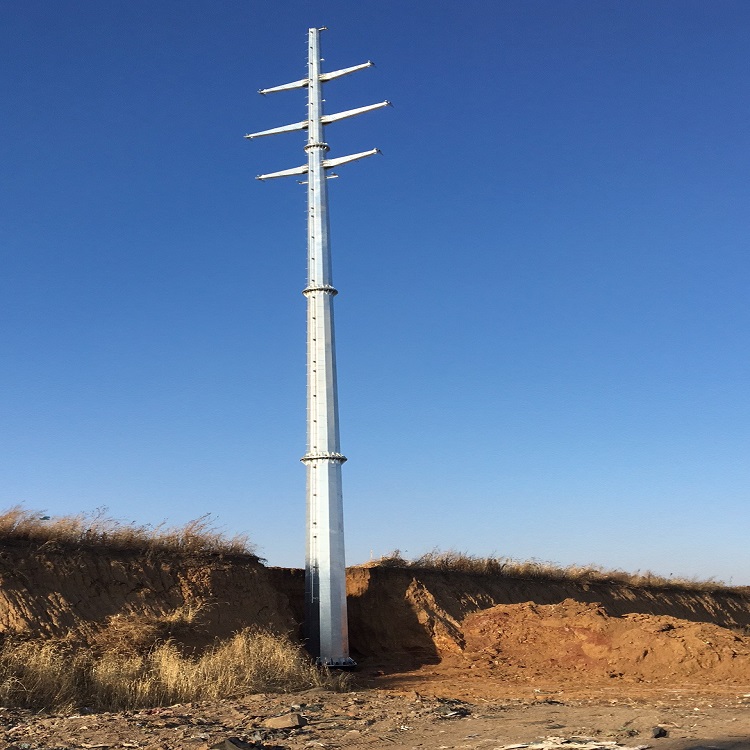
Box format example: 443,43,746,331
0,541,297,646
2,543,750,689
345,566,750,663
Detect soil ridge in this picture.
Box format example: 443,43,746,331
1,543,749,670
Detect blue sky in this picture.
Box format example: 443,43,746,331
2,1,749,582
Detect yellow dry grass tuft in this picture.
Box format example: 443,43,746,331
0,506,256,558
373,549,735,594
90,604,210,655
0,629,348,712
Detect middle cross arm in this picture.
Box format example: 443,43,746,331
244,120,308,140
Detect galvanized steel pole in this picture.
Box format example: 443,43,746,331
301,27,349,665
245,28,388,665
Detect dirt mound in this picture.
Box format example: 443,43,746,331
455,599,750,683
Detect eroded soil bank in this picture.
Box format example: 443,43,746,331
0,541,297,646
344,566,750,666
2,542,750,687
2,542,750,748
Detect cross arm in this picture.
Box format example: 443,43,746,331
244,120,308,139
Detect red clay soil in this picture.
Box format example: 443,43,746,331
457,599,750,684
345,568,750,702
393,599,747,704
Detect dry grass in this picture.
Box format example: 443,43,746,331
0,629,347,712
0,506,256,558
0,508,349,711
89,604,209,655
372,549,736,594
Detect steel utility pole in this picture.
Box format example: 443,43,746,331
245,27,388,665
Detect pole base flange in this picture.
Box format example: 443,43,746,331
316,656,357,670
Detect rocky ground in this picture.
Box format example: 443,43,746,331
2,673,750,750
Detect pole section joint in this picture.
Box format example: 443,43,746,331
301,452,348,464
303,285,338,296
